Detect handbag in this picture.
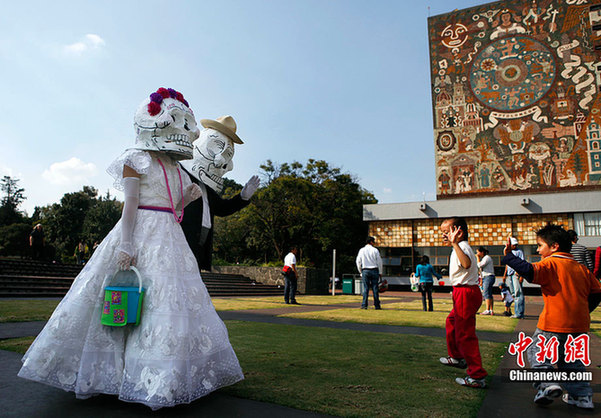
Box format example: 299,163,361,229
409,273,419,292
101,266,145,327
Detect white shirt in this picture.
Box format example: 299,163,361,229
477,255,495,277
284,252,296,268
356,244,383,273
449,241,479,286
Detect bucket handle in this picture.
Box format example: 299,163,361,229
111,266,143,293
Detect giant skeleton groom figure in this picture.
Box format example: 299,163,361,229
179,115,259,271
18,88,244,410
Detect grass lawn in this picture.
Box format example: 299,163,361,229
1,321,505,417
0,299,60,322
0,296,403,321
280,299,517,334
0,336,35,353
212,294,400,311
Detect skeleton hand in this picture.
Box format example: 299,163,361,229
241,175,260,200
186,183,203,202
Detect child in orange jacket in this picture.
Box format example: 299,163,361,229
503,224,601,410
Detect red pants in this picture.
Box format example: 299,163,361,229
446,285,487,379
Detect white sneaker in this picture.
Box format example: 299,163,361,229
562,393,594,409
439,357,467,369
479,310,491,315
533,384,562,405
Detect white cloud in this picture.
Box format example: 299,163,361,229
63,33,105,55
42,157,97,185
383,187,392,193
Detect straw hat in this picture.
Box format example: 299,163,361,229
200,115,243,144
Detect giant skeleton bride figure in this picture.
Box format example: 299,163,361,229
18,88,244,409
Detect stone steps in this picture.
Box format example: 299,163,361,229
0,258,282,298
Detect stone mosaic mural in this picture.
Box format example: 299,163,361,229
429,0,601,197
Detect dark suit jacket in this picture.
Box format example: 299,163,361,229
180,171,250,271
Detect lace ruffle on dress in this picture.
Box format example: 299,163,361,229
18,149,244,410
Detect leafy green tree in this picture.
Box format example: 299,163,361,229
0,176,26,225
213,160,377,273
38,186,100,261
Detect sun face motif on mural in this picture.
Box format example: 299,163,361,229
470,36,556,112
441,23,469,50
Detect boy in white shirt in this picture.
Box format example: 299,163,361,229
438,217,487,388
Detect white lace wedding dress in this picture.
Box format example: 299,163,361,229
18,150,244,410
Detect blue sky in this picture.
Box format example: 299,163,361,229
1,0,486,214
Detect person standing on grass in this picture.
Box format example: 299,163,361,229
477,247,495,315
283,246,299,305
502,225,601,409
438,217,487,389
356,236,383,310
415,255,441,311
503,237,525,319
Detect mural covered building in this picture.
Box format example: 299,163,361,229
429,0,601,197
362,0,601,282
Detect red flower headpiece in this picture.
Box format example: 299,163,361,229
147,87,190,116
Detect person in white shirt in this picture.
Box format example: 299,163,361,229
355,236,383,310
477,246,496,315
283,247,299,304
438,217,487,389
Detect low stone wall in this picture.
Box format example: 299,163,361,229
212,265,329,295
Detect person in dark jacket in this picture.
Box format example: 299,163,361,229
179,115,259,271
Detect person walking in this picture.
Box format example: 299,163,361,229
503,237,525,319
283,246,299,305
415,255,442,311
567,230,594,272
356,236,383,310
477,247,495,315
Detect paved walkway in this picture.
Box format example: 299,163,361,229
1,293,600,416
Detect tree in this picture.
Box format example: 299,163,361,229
0,176,25,209
38,186,102,261
213,160,378,273
0,176,26,226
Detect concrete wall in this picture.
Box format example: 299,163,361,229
212,265,330,295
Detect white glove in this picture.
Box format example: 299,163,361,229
240,175,260,200
117,176,139,271
183,183,203,207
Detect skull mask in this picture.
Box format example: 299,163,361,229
180,115,243,193
132,88,200,160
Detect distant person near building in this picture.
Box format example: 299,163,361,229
438,217,487,388
415,255,442,311
503,237,525,319
356,236,383,310
503,225,601,409
29,224,45,260
477,246,495,315
567,230,594,272
283,247,299,305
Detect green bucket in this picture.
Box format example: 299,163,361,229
101,266,145,326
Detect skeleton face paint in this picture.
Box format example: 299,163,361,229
133,97,200,160
180,128,235,192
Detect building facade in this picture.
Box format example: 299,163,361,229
364,0,601,281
